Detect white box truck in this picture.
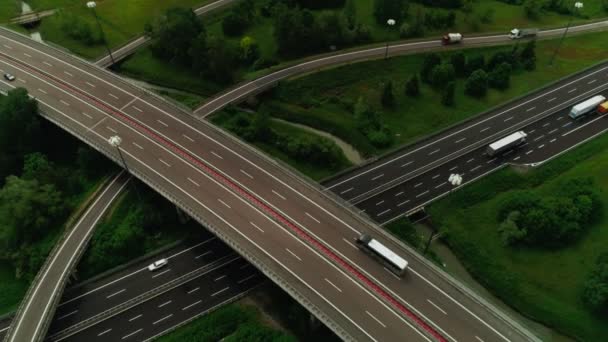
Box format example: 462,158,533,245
442,33,463,45
509,28,538,39
569,95,607,119
486,131,527,157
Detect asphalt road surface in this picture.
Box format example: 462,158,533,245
326,62,608,224
0,27,537,342
193,20,608,117
3,172,130,342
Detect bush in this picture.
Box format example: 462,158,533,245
524,0,542,20
424,9,456,30
57,10,102,46
583,253,608,313
450,52,466,77
488,62,512,90
381,81,395,108
420,53,441,83
464,69,488,97
222,12,249,36
430,63,456,89
374,0,408,24
295,0,345,9
465,55,485,76
496,178,602,247
405,75,420,97
441,81,455,106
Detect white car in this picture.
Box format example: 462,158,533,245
3,73,15,82
148,258,168,271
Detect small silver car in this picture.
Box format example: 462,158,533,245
148,258,168,271
3,73,15,81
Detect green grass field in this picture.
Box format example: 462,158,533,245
0,1,20,23
26,0,214,59
268,31,608,157
428,132,608,341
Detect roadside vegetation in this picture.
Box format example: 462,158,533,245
115,0,607,96
0,88,113,315
157,302,296,342
211,107,352,181
426,130,608,341
257,30,608,159
23,0,215,59
0,1,19,23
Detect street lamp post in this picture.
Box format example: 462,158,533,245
108,135,129,173
86,1,115,65
549,1,583,66
424,173,463,254
385,18,396,60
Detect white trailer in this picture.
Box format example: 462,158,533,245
486,131,527,157
569,95,607,119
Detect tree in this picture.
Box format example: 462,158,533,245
465,54,485,76
205,37,239,84
524,0,543,20
22,153,58,186
318,12,352,48
405,75,420,97
374,0,407,24
399,10,425,38
222,12,249,36
189,31,209,75
381,81,395,108
274,6,321,56
430,63,456,88
145,8,203,66
450,52,466,77
441,81,455,106
239,36,260,65
465,69,488,97
0,176,66,252
488,62,512,90
0,88,41,180
344,0,357,28
520,40,537,71
583,252,608,313
420,53,441,83
498,211,527,245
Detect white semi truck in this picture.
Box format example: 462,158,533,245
569,95,607,119
486,131,528,157
509,28,539,39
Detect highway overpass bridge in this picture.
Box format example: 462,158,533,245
0,27,537,342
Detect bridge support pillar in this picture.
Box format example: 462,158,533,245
176,204,190,224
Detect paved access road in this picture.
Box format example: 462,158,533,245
0,27,536,342
3,172,130,342
193,20,608,117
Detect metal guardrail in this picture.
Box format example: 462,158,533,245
2,173,118,342
48,254,241,341
35,106,358,342
0,25,543,340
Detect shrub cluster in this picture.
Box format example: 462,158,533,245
496,177,602,247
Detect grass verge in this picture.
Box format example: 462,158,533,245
427,129,608,341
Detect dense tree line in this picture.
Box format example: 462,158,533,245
0,89,112,280
583,252,608,314
496,177,602,247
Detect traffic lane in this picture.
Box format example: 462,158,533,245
39,93,432,342
0,58,392,342
5,171,129,342
359,108,608,224
3,30,516,340
57,237,217,308
59,260,265,342
1,44,467,341
4,40,516,342
325,62,608,203
47,240,232,334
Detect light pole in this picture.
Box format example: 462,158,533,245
108,135,129,173
549,1,583,66
87,1,115,65
423,174,463,255
384,18,396,60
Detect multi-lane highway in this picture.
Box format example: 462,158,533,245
3,171,130,342
326,62,608,224
0,27,536,342
0,237,263,342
